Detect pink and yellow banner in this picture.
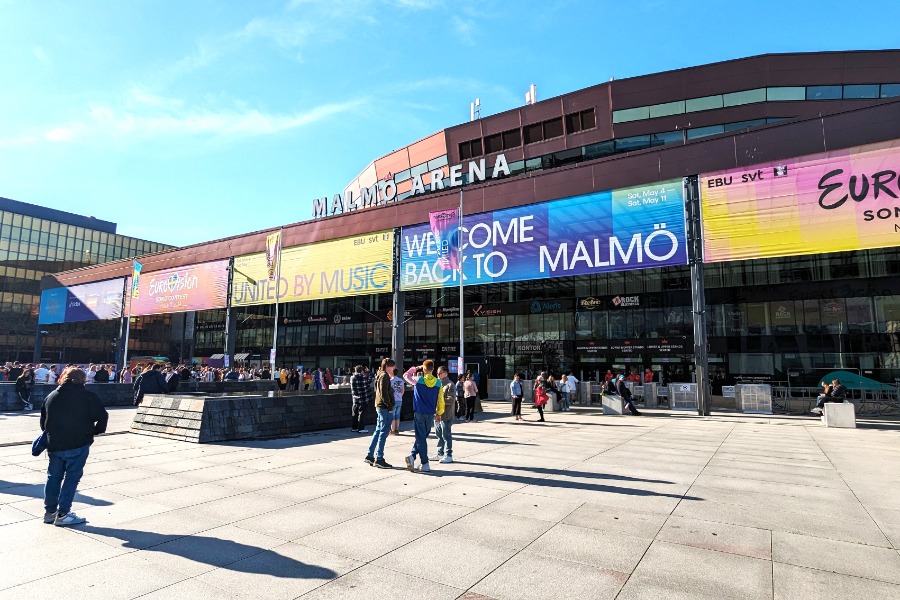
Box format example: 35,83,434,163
700,140,900,262
127,259,230,316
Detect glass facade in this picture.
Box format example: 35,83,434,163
191,246,900,387
0,200,172,363
613,83,900,123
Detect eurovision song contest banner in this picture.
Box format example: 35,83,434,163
700,140,900,262
38,278,125,325
231,230,394,306
400,180,687,290
127,259,230,316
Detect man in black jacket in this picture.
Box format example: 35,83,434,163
615,375,642,416
133,363,168,405
93,364,110,383
40,366,109,527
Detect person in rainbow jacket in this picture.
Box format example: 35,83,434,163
402,359,445,473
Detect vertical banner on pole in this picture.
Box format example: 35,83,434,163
265,231,282,282
267,229,283,377
130,260,142,298
428,208,460,270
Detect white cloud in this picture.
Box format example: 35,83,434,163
33,46,50,65
451,16,475,46
0,134,40,148
35,97,366,144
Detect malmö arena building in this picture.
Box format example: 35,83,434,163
40,50,900,397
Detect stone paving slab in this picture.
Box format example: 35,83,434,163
1,401,899,599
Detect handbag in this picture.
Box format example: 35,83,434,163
32,430,48,456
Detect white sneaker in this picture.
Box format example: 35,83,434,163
440,455,454,464
358,428,369,434
54,512,86,527
405,454,415,472
430,454,443,461
417,462,431,473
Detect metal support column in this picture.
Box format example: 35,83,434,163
686,175,711,416
224,257,237,368
390,228,405,368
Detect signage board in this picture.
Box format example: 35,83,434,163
38,278,125,324
128,259,230,316
400,179,687,290
700,140,900,262
232,231,394,306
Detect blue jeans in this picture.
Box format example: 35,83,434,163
435,417,453,456
392,403,402,423
44,444,90,515
410,412,433,464
559,390,570,411
367,408,391,460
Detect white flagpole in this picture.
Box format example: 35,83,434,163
271,228,283,379
458,189,464,377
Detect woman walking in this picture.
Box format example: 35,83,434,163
16,367,35,411
533,372,549,422
463,372,478,421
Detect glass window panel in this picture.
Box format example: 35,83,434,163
880,83,900,98
843,84,879,99
650,130,684,146
615,135,651,152
502,128,521,149
820,298,846,333
769,300,798,334
410,162,430,177
846,298,874,333
583,141,614,160
724,119,767,132
483,133,502,154
686,125,724,140
612,106,650,123
543,117,563,139
766,87,805,101
648,100,685,118
523,122,543,144
875,296,900,333
685,95,723,112
427,155,448,169
565,113,580,133
723,88,766,107
806,85,842,100
581,109,596,129
394,168,411,183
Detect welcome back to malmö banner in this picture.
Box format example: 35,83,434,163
400,179,687,291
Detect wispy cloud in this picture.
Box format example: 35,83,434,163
451,15,475,46
2,96,366,148
77,98,365,140
32,46,50,65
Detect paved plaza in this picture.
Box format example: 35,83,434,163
1,402,899,599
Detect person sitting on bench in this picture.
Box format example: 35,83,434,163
812,378,847,414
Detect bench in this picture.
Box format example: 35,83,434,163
823,401,856,428
601,394,624,415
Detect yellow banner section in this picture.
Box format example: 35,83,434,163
231,230,394,306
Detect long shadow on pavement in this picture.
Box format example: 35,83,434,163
77,525,339,579
0,480,114,507
424,462,701,500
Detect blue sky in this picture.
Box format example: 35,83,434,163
1,0,897,247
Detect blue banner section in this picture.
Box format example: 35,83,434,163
400,179,687,290
38,278,125,325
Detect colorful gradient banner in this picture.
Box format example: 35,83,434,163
128,259,229,316
700,140,900,262
429,208,460,271
400,179,687,290
231,230,394,306
38,278,126,324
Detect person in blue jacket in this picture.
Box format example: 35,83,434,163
402,360,444,473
